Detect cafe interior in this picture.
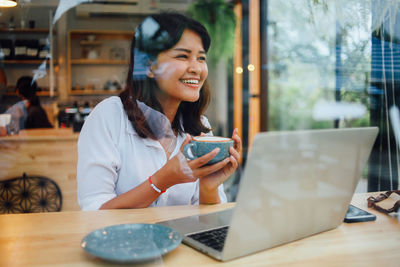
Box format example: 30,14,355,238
0,0,399,265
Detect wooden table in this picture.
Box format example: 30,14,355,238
0,128,80,211
0,193,399,266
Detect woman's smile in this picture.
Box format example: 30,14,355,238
179,78,200,89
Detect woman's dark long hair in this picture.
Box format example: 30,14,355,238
120,13,211,139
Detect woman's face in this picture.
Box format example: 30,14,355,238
151,29,208,105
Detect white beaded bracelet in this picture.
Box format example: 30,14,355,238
148,176,165,194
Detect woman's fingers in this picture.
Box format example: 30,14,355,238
229,146,240,162
193,157,230,178
232,128,242,153
188,148,220,169
229,155,238,169
181,129,242,180
179,134,191,152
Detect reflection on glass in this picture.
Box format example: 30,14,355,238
267,0,371,130
265,0,400,191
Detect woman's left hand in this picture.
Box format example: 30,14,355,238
198,128,242,199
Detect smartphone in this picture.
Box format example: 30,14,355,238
344,204,376,223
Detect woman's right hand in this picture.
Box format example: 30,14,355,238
150,134,230,191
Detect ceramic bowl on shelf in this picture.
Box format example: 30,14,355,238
87,35,96,41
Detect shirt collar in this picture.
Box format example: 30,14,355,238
125,119,185,151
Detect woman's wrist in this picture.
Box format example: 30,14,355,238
199,181,220,204
151,154,188,191
148,176,165,194
150,168,176,192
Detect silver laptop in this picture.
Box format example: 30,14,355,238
157,127,378,261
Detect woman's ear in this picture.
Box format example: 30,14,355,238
146,66,155,78
146,62,156,78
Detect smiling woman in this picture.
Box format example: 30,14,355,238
76,12,242,211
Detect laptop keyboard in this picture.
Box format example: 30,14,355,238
187,226,229,252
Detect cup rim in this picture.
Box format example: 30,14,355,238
192,136,233,143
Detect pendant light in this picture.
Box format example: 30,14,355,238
0,0,17,8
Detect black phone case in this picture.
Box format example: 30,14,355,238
344,205,376,223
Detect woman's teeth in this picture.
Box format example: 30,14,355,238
180,79,199,84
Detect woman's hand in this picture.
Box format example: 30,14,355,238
197,128,242,203
150,134,230,191
151,129,241,195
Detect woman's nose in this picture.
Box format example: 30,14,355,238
187,59,202,74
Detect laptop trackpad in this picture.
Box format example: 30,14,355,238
157,208,234,235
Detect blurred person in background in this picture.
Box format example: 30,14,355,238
0,76,52,136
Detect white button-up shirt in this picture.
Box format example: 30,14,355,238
77,96,227,210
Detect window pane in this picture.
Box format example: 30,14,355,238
264,0,400,191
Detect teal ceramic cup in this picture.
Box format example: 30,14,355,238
183,136,234,165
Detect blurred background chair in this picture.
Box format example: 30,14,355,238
0,172,62,214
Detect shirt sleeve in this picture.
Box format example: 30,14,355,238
77,98,122,210
5,100,27,132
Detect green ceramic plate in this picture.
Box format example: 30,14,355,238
81,223,182,263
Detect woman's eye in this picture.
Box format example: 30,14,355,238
198,56,206,61
175,55,188,59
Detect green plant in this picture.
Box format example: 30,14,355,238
188,0,236,65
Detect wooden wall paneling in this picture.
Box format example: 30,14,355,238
234,0,243,160
0,132,80,211
248,0,261,148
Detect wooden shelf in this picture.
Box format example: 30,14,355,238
1,28,58,97
3,59,57,65
0,28,55,34
4,91,57,96
69,89,123,95
80,40,103,46
68,30,131,97
69,30,132,40
70,59,128,65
